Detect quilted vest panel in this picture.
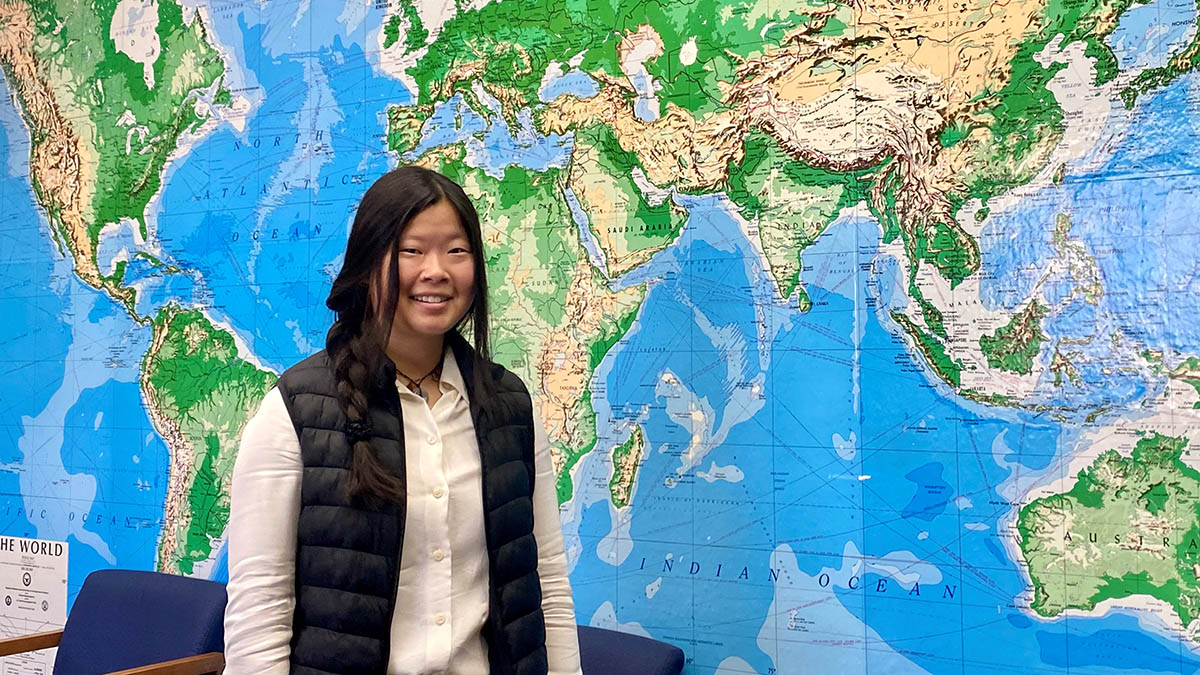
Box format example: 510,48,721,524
275,335,548,675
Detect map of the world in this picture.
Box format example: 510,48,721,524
3,0,1200,672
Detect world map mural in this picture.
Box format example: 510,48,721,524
3,0,1200,672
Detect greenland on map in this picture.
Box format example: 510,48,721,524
2,0,1200,671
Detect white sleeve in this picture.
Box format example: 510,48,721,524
223,387,302,675
531,409,584,675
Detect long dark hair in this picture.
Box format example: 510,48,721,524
325,165,490,501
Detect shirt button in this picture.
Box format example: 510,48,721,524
433,548,445,561
432,486,445,498
427,434,438,445
435,614,446,626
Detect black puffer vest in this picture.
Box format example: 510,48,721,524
275,334,548,675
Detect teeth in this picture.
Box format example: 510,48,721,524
413,295,449,303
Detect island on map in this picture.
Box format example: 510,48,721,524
1018,433,1200,629
979,301,1049,376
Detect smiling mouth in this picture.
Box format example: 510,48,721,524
412,295,450,304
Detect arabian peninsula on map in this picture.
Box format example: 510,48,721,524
2,0,1200,671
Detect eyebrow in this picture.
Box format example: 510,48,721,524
399,232,470,243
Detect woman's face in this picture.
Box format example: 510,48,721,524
381,200,476,345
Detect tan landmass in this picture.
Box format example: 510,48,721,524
536,257,644,461
541,75,745,192
0,1,104,290
617,24,665,86
618,25,664,64
744,0,1040,113
566,137,685,276
386,103,433,155
722,0,1053,273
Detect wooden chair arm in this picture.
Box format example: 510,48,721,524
0,629,62,656
105,652,225,675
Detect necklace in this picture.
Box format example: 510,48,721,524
396,359,443,402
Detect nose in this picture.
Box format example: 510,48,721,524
420,253,451,281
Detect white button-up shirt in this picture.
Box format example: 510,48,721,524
223,347,583,674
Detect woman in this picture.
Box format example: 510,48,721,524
223,166,583,674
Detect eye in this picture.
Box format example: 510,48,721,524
398,247,420,255
450,247,472,255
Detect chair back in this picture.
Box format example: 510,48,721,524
53,569,226,675
578,625,685,675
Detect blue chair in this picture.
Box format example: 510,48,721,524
0,569,226,674
578,625,685,675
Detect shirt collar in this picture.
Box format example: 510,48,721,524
393,344,468,404
438,344,468,400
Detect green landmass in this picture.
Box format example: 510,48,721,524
571,124,687,275
556,298,643,505
725,133,877,302
960,388,1021,406
1018,433,1200,626
589,297,641,374
383,2,428,52
28,0,226,246
953,0,1142,210
892,312,964,387
404,0,828,116
142,306,275,574
939,122,971,148
399,0,428,51
873,168,977,292
1122,0,1200,108
609,426,645,509
979,301,1049,375
545,297,644,504
383,14,403,49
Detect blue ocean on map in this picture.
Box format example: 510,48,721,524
336,14,1200,663
6,0,1200,669
556,177,1200,672
146,16,414,372
1109,0,1197,69
0,79,169,605
979,70,1200,413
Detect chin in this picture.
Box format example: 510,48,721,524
411,321,459,338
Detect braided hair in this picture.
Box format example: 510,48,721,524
325,166,491,500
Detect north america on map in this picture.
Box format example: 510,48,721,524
2,0,1200,671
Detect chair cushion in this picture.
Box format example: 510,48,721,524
53,569,226,675
578,625,685,675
